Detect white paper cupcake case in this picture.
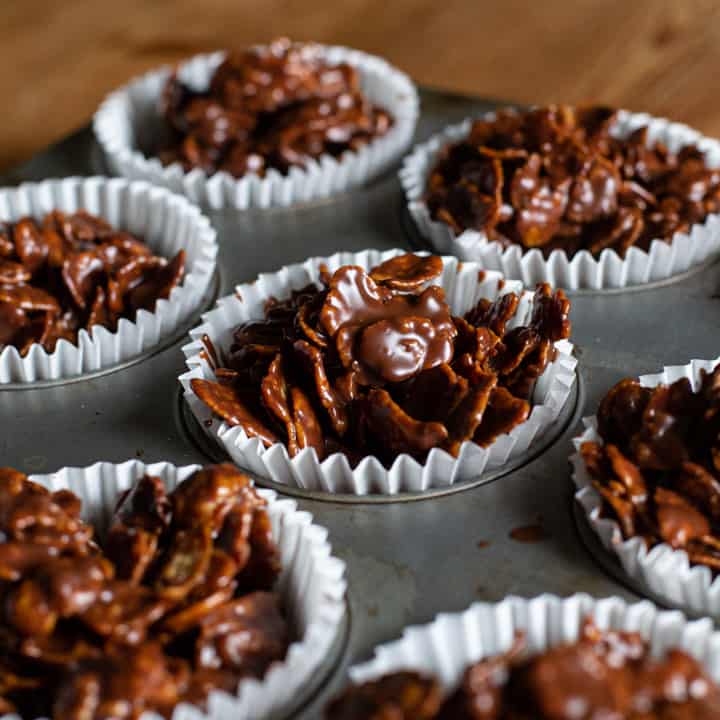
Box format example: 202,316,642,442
0,459,346,720
348,593,720,690
401,110,720,290
0,177,217,384
94,47,419,210
180,248,577,495
571,356,720,618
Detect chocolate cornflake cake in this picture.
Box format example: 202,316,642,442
581,365,720,570
191,253,571,467
0,464,288,719
326,620,720,718
426,105,720,258
158,37,393,178
0,210,184,355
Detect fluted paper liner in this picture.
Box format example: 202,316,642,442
349,594,720,689
181,249,577,495
0,177,217,384
572,356,720,618
94,47,419,210
0,460,346,720
401,111,720,290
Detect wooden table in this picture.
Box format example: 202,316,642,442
3,0,719,171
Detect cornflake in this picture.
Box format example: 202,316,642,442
0,210,184,356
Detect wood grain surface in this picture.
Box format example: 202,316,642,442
3,0,720,171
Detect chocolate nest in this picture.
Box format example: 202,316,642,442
582,366,720,571
0,210,185,356
326,618,720,718
158,37,393,178
0,464,288,719
425,105,720,258
191,254,571,467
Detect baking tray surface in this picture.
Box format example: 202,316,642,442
3,89,720,718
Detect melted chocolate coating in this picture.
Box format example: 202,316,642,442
0,210,184,357
321,265,457,383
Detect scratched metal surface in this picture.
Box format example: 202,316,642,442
3,88,720,718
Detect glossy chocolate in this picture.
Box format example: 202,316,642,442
321,265,456,383
582,365,720,572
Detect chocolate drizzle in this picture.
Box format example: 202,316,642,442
321,265,456,383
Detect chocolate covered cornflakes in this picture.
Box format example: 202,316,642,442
192,254,571,466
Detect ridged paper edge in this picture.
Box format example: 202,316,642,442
348,593,720,690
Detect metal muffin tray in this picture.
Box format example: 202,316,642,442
3,89,720,718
